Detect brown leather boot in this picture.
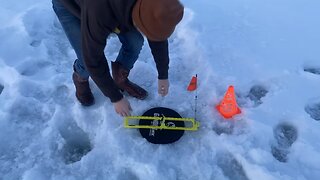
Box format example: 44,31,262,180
111,62,148,100
72,72,95,106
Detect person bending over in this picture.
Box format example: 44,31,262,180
52,0,184,116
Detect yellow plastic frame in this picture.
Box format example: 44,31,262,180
124,116,200,131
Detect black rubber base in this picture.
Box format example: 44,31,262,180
139,107,185,144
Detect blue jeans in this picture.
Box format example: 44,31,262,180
52,0,144,79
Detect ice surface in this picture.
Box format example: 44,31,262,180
1,0,320,179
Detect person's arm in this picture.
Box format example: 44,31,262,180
81,2,123,103
147,39,169,80
148,39,170,96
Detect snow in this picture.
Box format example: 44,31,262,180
1,0,320,179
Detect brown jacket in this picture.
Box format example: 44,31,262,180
60,0,170,102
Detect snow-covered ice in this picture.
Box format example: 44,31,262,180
1,0,320,179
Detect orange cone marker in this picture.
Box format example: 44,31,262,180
187,76,197,91
216,86,241,119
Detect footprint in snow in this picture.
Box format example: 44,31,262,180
304,67,320,75
212,120,234,135
18,80,51,103
15,60,52,76
117,168,139,180
212,118,248,136
9,97,51,125
52,85,73,105
57,116,92,164
216,151,249,180
247,85,268,106
0,84,3,95
305,102,320,121
237,84,268,108
271,122,298,162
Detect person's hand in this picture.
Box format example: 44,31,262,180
158,79,169,97
113,97,132,117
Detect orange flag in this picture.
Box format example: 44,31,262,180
187,76,197,91
216,86,241,119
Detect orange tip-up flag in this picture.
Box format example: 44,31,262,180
187,75,197,91
216,85,241,119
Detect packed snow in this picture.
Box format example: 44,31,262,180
1,0,320,179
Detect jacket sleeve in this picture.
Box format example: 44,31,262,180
148,39,169,79
60,0,81,19
81,2,123,103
